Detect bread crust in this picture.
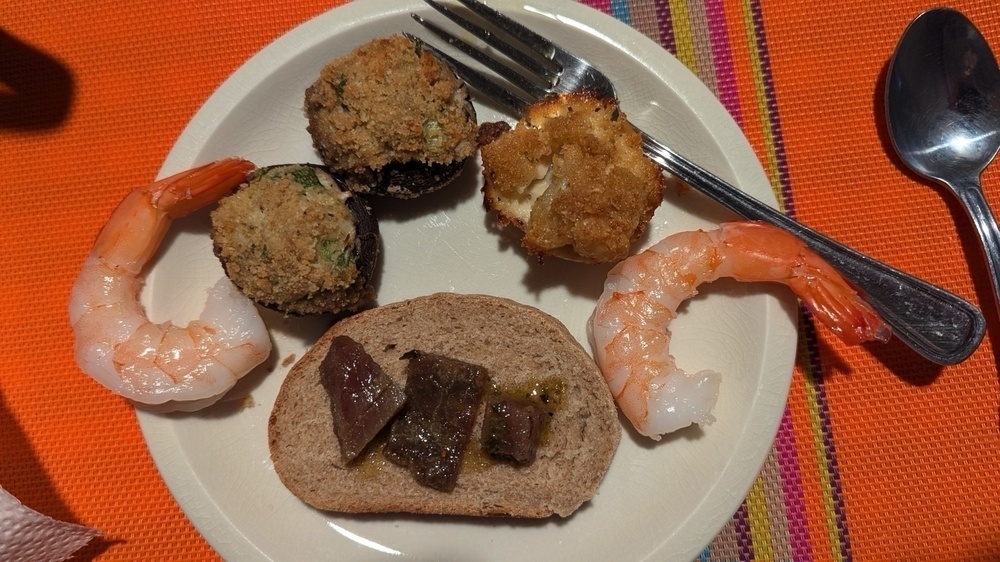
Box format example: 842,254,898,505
268,293,620,518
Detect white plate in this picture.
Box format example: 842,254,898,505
137,1,797,560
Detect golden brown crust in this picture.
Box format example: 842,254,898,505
480,93,664,263
305,35,478,196
210,164,378,315
268,293,621,518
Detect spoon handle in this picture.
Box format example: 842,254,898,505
954,178,1000,322
641,133,986,365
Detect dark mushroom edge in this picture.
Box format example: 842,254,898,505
210,163,380,316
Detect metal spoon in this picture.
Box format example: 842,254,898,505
887,8,1000,326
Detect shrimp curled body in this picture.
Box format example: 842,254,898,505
589,221,890,439
69,158,272,409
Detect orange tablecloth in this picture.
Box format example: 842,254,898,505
2,0,999,560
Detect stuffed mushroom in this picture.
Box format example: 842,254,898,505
305,34,478,198
210,164,379,315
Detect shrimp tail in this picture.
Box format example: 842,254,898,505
788,259,891,345
91,158,254,272
719,221,891,345
153,157,255,218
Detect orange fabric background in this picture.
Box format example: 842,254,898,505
762,2,1000,560
1,0,998,560
2,2,345,559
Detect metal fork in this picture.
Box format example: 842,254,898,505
409,0,985,365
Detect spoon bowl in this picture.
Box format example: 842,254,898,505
887,7,1000,323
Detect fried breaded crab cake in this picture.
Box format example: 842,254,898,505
479,93,664,264
305,34,478,198
210,164,379,316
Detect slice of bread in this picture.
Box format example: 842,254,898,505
268,292,621,518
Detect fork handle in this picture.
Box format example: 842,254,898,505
640,132,985,365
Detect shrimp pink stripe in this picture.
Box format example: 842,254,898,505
776,407,814,559
703,0,743,121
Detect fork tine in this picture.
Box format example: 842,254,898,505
410,14,550,101
423,0,560,81
451,0,617,100
451,0,559,63
404,32,532,116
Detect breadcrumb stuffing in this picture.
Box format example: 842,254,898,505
480,93,664,264
305,35,478,194
211,165,377,315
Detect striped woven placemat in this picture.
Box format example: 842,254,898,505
2,0,998,560
639,1,1000,559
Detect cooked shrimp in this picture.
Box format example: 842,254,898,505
589,221,890,439
68,158,272,408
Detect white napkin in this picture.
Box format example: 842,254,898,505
0,483,99,561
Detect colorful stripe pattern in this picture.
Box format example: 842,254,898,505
582,0,850,559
